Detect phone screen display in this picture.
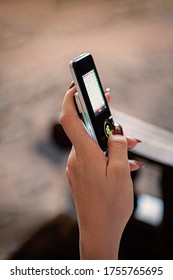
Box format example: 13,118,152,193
82,69,106,116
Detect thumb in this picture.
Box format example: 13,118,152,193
107,134,128,168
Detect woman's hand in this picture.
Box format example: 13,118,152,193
60,85,142,259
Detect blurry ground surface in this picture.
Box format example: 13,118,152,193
0,0,173,259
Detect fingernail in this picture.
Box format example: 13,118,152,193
69,81,75,89
112,123,124,136
132,160,145,169
134,138,142,143
105,87,111,93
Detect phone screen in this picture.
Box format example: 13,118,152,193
82,69,106,116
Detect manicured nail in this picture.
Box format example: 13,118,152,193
69,81,75,89
113,123,124,136
132,160,145,169
136,161,145,168
105,87,111,93
134,138,142,143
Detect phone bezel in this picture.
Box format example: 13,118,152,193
69,53,113,152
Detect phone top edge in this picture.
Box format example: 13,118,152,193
69,53,91,65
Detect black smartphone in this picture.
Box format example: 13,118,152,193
69,53,115,154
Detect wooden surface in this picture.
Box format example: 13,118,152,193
112,109,173,166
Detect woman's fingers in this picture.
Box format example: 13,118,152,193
105,88,111,103
126,137,143,171
129,160,144,171
60,86,98,156
104,88,141,151
127,136,142,149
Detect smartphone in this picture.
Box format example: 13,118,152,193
69,53,115,154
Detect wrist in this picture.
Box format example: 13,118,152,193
79,229,120,260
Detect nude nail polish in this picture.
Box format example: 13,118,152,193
134,138,142,143
69,81,75,89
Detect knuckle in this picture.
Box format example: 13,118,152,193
116,140,126,151
67,150,78,173
67,154,74,170
109,136,127,151
116,136,127,145
59,112,70,129
113,161,127,177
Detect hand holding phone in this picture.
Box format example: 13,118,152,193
60,80,134,260
69,53,120,154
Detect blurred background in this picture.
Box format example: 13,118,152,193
0,0,173,259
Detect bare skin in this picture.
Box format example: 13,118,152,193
60,85,142,259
